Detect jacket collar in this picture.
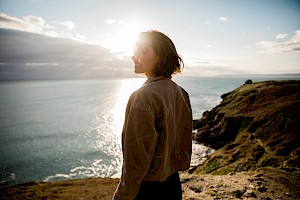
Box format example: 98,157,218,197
143,76,171,86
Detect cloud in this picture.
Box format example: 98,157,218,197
183,60,252,76
0,12,139,80
275,33,288,39
59,21,75,30
0,12,52,33
257,30,300,53
219,16,227,21
0,13,83,41
0,28,134,80
184,65,251,76
105,19,116,24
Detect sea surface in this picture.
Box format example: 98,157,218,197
0,75,299,185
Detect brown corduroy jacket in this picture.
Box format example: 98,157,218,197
113,76,193,200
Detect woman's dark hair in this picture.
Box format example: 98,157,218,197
138,30,184,77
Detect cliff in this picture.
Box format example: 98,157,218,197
193,80,300,175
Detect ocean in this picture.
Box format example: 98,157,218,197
0,75,299,185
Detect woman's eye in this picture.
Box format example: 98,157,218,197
142,48,148,55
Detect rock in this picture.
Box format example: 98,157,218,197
261,197,271,200
231,189,246,198
255,177,265,182
189,185,202,193
254,173,263,177
256,181,263,186
248,178,254,182
257,185,267,192
187,166,197,174
242,190,257,198
180,177,193,183
285,192,293,197
244,79,253,85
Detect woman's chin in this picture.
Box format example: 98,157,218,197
134,66,143,74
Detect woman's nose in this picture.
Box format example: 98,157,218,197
132,55,139,62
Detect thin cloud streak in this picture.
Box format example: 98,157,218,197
257,30,300,53
59,21,75,30
275,33,288,39
219,16,227,21
0,13,81,41
105,19,116,24
0,12,52,33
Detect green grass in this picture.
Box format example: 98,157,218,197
210,191,223,198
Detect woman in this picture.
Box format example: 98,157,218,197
113,30,192,200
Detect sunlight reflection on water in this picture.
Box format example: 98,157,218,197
113,78,146,143
43,78,146,182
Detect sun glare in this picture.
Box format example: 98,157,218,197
113,78,146,142
102,19,149,57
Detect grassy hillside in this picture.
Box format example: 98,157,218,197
0,178,119,200
193,80,300,174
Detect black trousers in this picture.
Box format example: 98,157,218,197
134,172,182,200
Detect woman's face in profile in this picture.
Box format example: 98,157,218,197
132,42,158,77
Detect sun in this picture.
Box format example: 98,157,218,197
102,19,149,57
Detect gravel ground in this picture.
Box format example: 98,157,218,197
181,168,300,200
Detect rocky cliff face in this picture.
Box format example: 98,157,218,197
193,80,300,174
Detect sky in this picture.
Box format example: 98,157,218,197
0,0,300,79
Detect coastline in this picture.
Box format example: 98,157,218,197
1,79,300,199
1,141,213,186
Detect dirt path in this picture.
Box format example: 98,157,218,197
181,168,300,200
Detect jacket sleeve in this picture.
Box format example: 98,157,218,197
113,100,158,200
